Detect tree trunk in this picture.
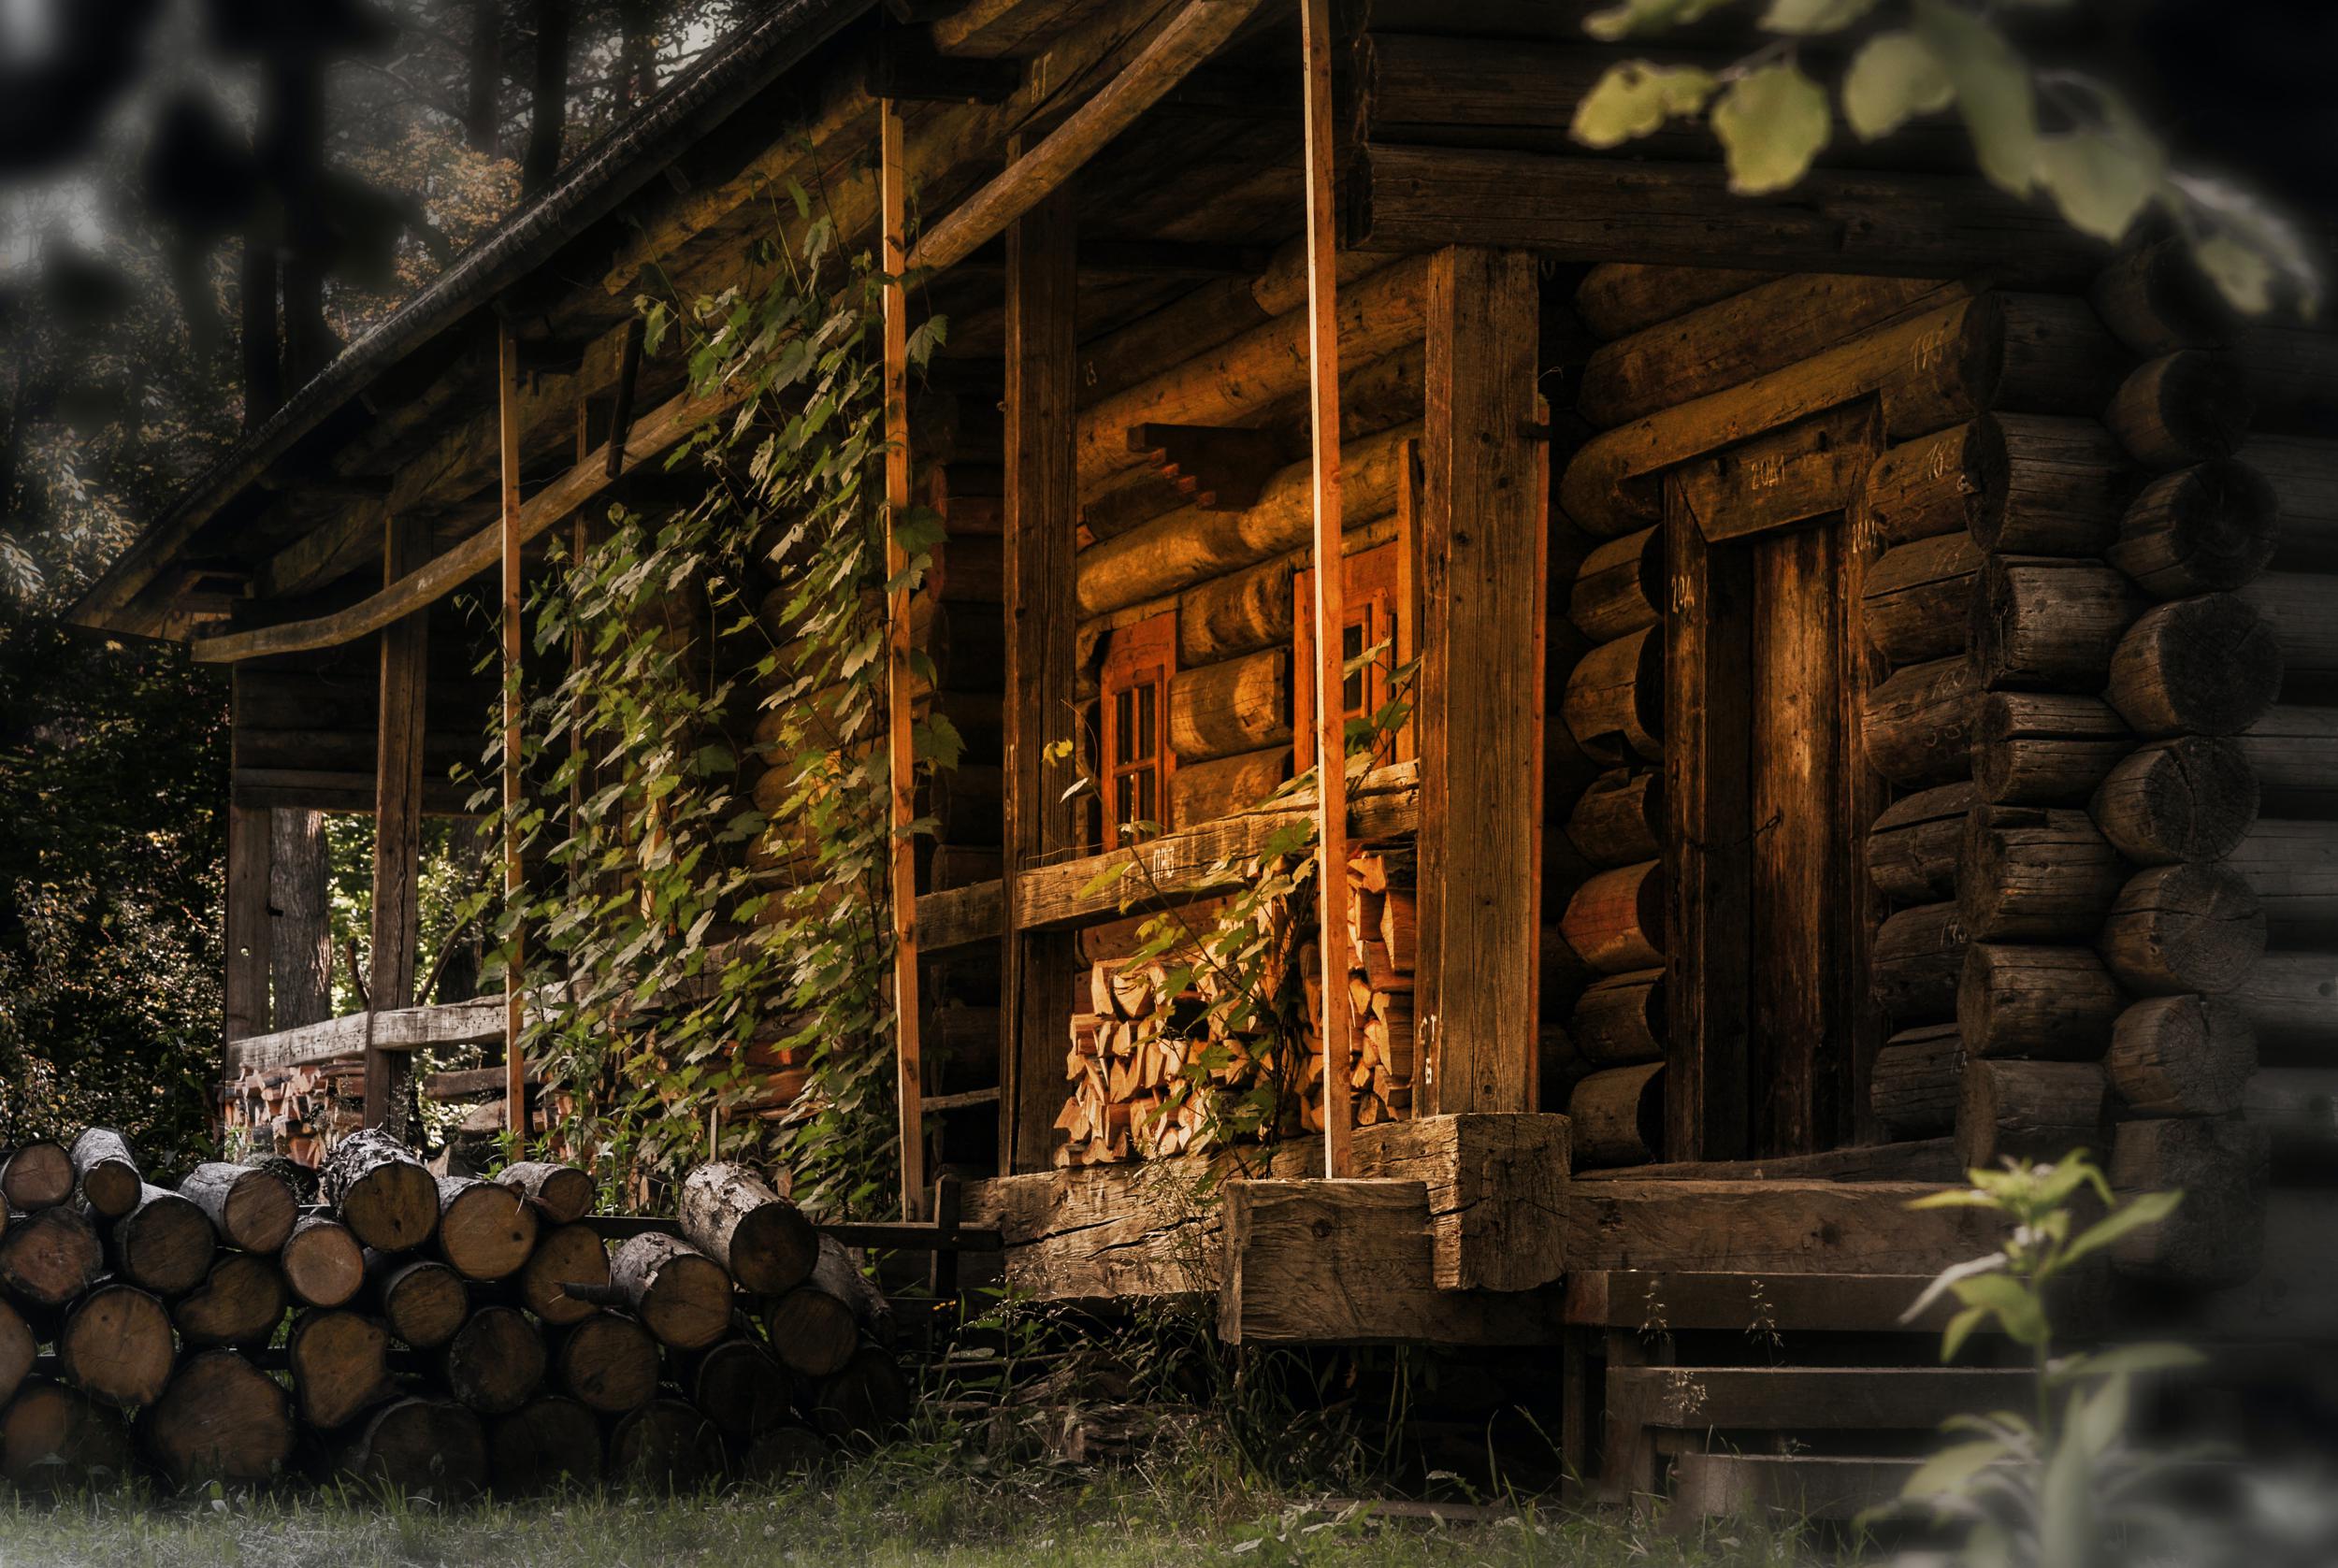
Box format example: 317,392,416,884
488,1393,603,1493
1557,859,1664,975
1566,770,1664,869
0,1380,133,1491
1867,782,1970,903
0,1299,32,1409
465,0,502,156
2100,862,2267,996
498,1161,594,1225
287,1308,393,1429
2089,737,2259,865
1869,1024,1960,1138
110,1184,216,1296
1869,901,1969,1024
145,1349,294,1489
1957,943,2126,1060
280,1215,365,1309
174,1252,288,1347
1167,649,1291,764
2110,460,2279,598
2092,237,2240,357
1863,531,1982,666
1858,419,2004,549
322,1129,440,1252
443,1303,546,1415
678,1164,818,1297
760,1236,889,1380
1569,525,1662,642
2105,594,2284,739
1575,263,1766,339
685,1336,796,1439
2107,995,2256,1117
66,1129,141,1219
1561,627,1662,765
1569,969,1664,1067
518,1221,608,1327
606,1398,722,1492
1970,558,2145,692
1972,692,2132,806
2105,351,2252,469
435,1176,540,1282
1969,414,2134,556
1957,804,2125,942
368,1254,467,1349
596,1233,731,1352
339,1396,487,1502
1861,655,1982,787
552,1311,659,1415
2239,706,2338,816
1956,1059,2107,1168
269,808,334,1028
1566,1061,1665,1168
2230,950,2338,1052
1,1141,73,1212
523,0,570,195
58,1283,173,1409
179,1160,298,1254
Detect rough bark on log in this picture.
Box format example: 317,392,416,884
1861,655,1982,787
762,1235,890,1381
287,1308,393,1429
1958,804,2126,942
607,1398,723,1492
1565,770,1663,869
497,1162,596,1227
2091,237,2240,357
678,1163,818,1297
2089,736,2259,865
2099,862,2268,996
2239,705,2338,816
2107,995,2256,1116
809,1345,913,1443
58,1282,172,1408
1870,1024,1962,1137
178,1161,297,1255
520,1223,609,1328
1868,782,1972,903
0,1205,103,1310
2110,461,2279,598
1973,691,2131,805
144,1348,294,1489
553,1311,660,1415
0,1299,31,1409
321,1129,440,1253
434,1175,541,1283
1566,1061,1665,1168
1561,627,1662,764
443,1302,547,1416
488,1394,604,1494
2104,593,2284,738
1570,969,1664,1067
1865,532,1982,666
0,1380,133,1491
1574,264,1768,339
111,1183,216,1296
1169,746,1288,827
1871,901,1970,1024
369,1253,467,1349
1957,1058,2108,1167
1971,414,2134,556
173,1251,287,1347
1,1142,73,1212
602,1233,732,1353
1167,648,1290,765
2229,950,2338,1051
1957,943,2127,1060
2104,351,2253,470
280,1214,365,1310
1558,859,1665,974
66,1129,141,1219
1858,419,2004,548
339,1396,487,1503
242,1151,319,1204
2224,817,2338,943
2109,1116,2268,1288
1970,557,2145,692
1570,525,1661,642
686,1335,799,1439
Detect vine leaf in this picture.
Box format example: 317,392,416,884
1914,0,2036,196
1570,62,1718,148
2032,120,2161,242
1841,30,1953,141
1711,61,1831,194
1759,0,1876,34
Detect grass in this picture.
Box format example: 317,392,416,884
0,1446,1823,1568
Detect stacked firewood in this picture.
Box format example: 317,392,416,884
219,1063,362,1165
1053,849,1419,1165
0,1133,907,1498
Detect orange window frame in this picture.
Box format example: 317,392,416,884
1293,538,1413,776
1099,611,1176,848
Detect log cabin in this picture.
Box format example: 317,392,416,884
65,0,2338,1515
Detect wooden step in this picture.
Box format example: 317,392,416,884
1669,1452,1922,1523
1609,1365,2032,1432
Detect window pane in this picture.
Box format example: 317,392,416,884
1114,690,1134,765
1135,683,1157,760
1136,769,1156,825
1116,771,1136,826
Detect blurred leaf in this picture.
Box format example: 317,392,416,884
1760,0,1876,33
1711,61,1832,194
1583,0,1739,42
1570,62,1718,148
1915,0,2037,195
1842,31,1954,141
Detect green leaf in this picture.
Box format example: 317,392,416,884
2034,122,2162,242
2051,1342,2205,1386
1951,1271,2049,1347
2067,1373,2129,1459
1570,62,1718,150
1759,0,1875,33
1900,1438,2008,1501
2060,1187,2183,1268
1583,0,1739,41
1914,0,2037,196
2193,233,2275,315
1710,62,1831,195
1941,1303,1991,1363
1841,31,1953,141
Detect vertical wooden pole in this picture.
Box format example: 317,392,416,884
881,98,928,1218
1419,247,1543,1116
1001,146,1079,1176
368,511,430,1139
1299,0,1351,1177
224,673,271,1049
500,324,527,1144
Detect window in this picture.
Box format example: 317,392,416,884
1292,539,1411,774
1098,612,1175,848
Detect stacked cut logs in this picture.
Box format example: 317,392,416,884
0,1133,908,1497
1053,851,1418,1165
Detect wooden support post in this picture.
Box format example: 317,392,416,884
1001,149,1079,1175
882,99,928,1219
1419,247,1544,1115
224,679,271,1048
368,511,431,1140
499,325,527,1143
1299,0,1352,1175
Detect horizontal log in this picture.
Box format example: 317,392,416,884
1970,557,2145,692
2088,736,2259,866
1166,746,1287,828
2099,862,2267,997
1959,803,2125,942
2107,995,2256,1117
1559,859,1665,975
1870,901,1969,1024
1574,264,1767,340
2237,706,2338,816
1568,526,1661,643
2108,461,2279,598
2233,323,2338,438
2246,434,2338,574
1567,1062,1665,1169
1976,414,2135,555
1860,655,1981,787
1857,420,2007,549
223,999,509,1075
2224,818,2338,943
1570,969,1664,1067
2109,1116,2268,1288
1863,532,1982,667
2090,237,2241,358
1167,648,1289,765
1176,554,1292,666
1870,1024,1961,1139
1973,690,2131,805
2229,950,2338,1053
2239,572,2338,691
2103,351,2253,470
1957,942,2126,1060
1560,627,1661,765
1957,1058,2108,1169
1555,1179,2008,1274
1867,782,1972,904
2104,593,2284,739
1565,769,1663,869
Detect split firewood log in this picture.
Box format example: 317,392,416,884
442,1303,547,1417
178,1161,298,1255
551,1311,660,1415
0,1379,134,1491
279,1214,365,1310
593,1233,732,1352
519,1223,608,1327
367,1253,468,1349
761,1235,891,1380
171,1252,287,1348
338,1396,486,1503
240,1151,319,1204
0,1205,104,1310
320,1129,439,1253
497,1161,595,1225
1,1141,75,1213
143,1347,295,1489
487,1394,604,1494
110,1183,216,1296
66,1129,142,1219
286,1309,393,1429
607,1398,723,1493
434,1176,540,1282
678,1163,818,1295
683,1336,798,1439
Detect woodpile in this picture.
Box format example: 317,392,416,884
1052,849,1418,1165
0,1134,906,1495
